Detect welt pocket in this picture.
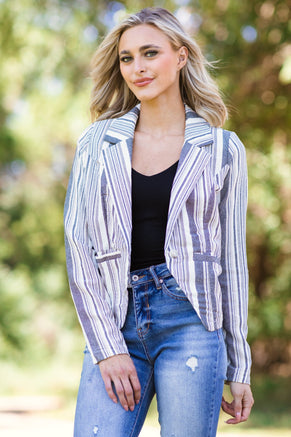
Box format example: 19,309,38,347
93,249,121,263
192,253,220,264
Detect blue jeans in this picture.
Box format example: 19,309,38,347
74,263,227,436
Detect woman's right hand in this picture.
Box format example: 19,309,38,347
98,354,141,412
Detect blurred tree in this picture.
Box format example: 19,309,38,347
0,0,290,372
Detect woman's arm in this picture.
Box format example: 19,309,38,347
218,131,254,422
65,127,141,410
218,131,252,384
64,126,128,363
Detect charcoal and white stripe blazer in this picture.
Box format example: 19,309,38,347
64,104,251,384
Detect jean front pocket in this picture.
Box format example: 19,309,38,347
161,275,188,301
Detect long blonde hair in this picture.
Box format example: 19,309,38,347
90,7,228,127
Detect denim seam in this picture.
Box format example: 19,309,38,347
140,336,154,365
128,367,154,437
132,283,151,345
146,288,151,331
139,285,154,364
161,283,189,301
207,332,221,437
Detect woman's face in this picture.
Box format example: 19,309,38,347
118,24,187,103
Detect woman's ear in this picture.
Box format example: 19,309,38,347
177,46,188,69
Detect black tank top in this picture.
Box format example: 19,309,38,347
130,161,178,271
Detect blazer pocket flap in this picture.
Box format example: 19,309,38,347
94,249,121,263
193,253,220,264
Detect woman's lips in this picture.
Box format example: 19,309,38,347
133,78,154,87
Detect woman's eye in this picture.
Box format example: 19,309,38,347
145,50,158,57
120,56,132,63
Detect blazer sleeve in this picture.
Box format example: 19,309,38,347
218,131,252,384
64,125,129,363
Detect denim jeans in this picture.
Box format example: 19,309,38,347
74,263,227,437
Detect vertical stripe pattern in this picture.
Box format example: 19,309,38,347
64,105,251,383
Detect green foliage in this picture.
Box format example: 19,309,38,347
0,0,290,374
0,266,34,351
242,375,291,428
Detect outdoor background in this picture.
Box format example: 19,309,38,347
0,0,290,435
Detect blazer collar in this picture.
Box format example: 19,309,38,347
103,103,213,150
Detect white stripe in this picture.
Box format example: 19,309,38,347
64,105,251,382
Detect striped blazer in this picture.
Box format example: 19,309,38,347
64,104,251,384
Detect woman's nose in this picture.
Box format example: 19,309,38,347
133,57,146,73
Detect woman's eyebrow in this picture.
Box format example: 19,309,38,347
139,44,161,51
119,44,161,55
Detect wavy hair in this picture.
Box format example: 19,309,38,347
90,7,228,127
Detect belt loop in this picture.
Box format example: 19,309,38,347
149,266,162,289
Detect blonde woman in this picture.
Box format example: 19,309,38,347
64,7,254,437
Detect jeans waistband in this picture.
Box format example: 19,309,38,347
128,262,171,289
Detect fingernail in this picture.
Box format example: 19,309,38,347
130,405,134,412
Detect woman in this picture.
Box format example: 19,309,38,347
64,7,254,437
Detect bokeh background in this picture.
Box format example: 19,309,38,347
0,0,290,434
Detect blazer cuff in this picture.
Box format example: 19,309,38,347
89,339,129,364
226,364,251,384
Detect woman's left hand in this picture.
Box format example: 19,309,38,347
221,382,254,424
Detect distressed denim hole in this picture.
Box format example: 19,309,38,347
186,356,198,372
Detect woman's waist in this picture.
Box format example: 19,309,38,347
128,262,171,288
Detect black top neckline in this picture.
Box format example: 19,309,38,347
132,161,179,178
130,159,178,271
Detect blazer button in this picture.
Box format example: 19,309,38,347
169,250,178,258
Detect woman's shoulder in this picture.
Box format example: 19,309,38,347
222,129,246,157
76,106,140,155
210,127,247,171
213,127,246,151
76,118,115,156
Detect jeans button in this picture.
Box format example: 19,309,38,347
132,274,139,281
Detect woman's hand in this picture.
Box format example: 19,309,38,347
98,354,141,412
221,382,254,424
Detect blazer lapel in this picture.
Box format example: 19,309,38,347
101,106,140,249
165,109,213,249
100,104,213,252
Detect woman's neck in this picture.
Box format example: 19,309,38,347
137,98,186,139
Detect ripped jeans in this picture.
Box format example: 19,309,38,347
74,263,227,437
